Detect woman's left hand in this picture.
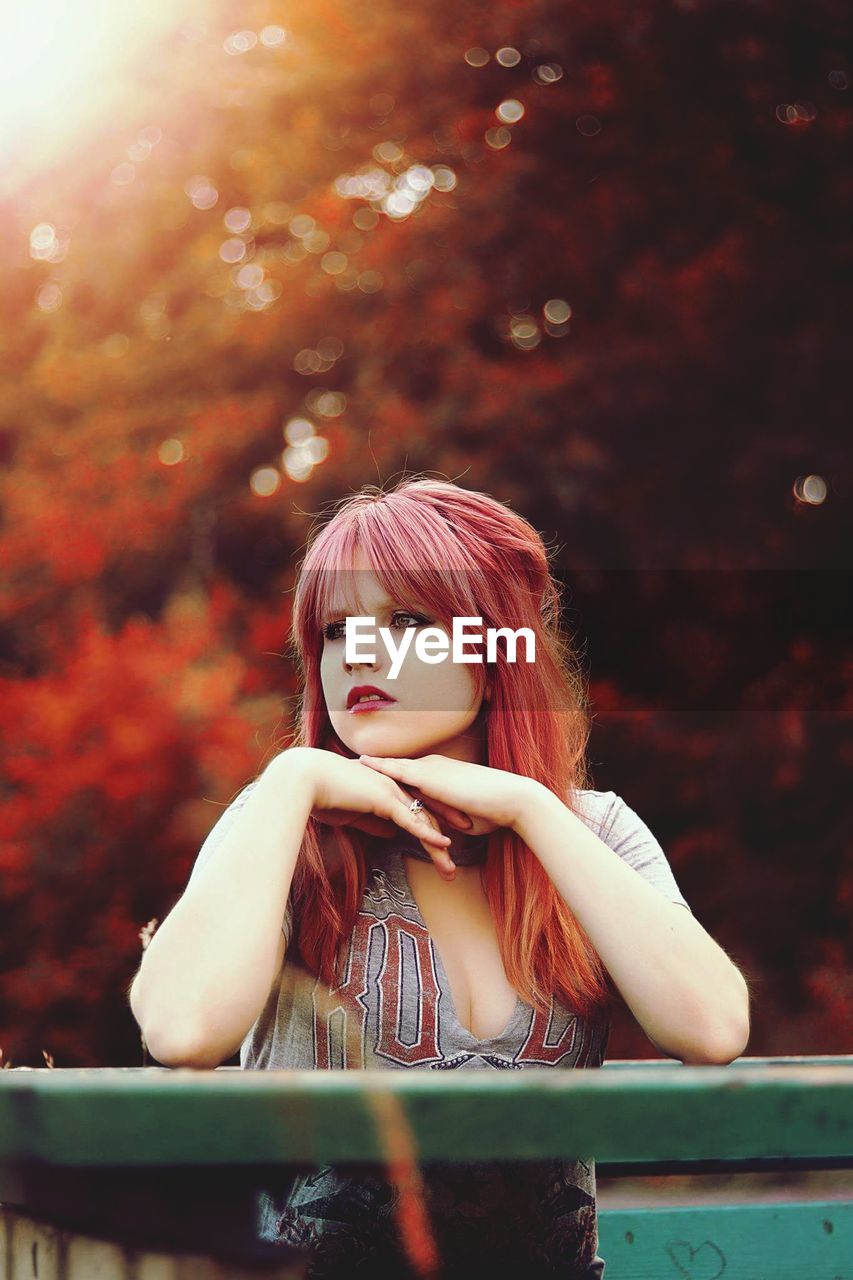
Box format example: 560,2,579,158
357,753,538,837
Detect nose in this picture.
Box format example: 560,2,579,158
345,655,380,674
343,633,381,675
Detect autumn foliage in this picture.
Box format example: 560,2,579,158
0,0,849,1064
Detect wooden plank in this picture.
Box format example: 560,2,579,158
0,1061,850,1167
597,1156,853,1176
598,1200,853,1279
601,1055,853,1070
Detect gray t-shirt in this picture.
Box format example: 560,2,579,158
187,782,692,1276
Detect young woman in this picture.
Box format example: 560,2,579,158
130,477,750,1278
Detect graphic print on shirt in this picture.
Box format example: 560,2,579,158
267,1156,601,1276
308,866,605,1071
312,895,444,1069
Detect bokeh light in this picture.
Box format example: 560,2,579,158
496,99,525,124
235,263,264,290
29,223,57,259
157,439,185,466
544,298,572,324
358,270,384,293
260,26,287,48
509,315,541,351
335,159,454,223
35,282,63,313
485,127,512,150
464,48,490,68
321,252,348,275
184,176,219,211
793,475,828,505
776,101,818,126
219,238,247,264
576,114,602,136
532,63,564,85
284,418,315,446
250,467,281,497
290,214,317,239
282,447,314,481
224,30,258,56
306,390,347,417
373,141,404,164
224,207,253,234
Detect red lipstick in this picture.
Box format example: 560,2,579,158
346,684,397,712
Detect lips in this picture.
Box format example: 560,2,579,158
346,684,397,710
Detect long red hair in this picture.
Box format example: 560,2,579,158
267,476,618,1019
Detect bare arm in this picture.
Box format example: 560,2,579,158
129,750,315,1068
513,781,750,1064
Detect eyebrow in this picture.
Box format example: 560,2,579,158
321,597,425,622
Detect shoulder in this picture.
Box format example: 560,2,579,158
205,777,264,830
571,787,693,912
223,777,262,811
570,785,663,851
570,787,621,832
185,777,263,888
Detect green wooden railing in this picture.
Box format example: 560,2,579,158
0,1056,850,1277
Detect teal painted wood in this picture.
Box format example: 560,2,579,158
601,1055,853,1070
598,1200,852,1280
0,1058,850,1167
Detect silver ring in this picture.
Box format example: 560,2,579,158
409,799,424,814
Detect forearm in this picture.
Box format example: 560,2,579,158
129,751,315,1067
514,783,750,1064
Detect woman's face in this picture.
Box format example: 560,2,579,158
320,557,488,763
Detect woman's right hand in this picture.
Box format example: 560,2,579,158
280,747,459,880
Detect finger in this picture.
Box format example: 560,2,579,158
409,809,457,880
359,754,410,782
390,795,456,880
314,808,407,840
362,758,470,831
408,788,472,830
364,802,455,878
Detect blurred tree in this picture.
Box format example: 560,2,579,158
0,0,849,1064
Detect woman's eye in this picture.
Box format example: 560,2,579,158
322,612,427,641
393,612,427,629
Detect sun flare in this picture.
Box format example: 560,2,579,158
0,0,199,196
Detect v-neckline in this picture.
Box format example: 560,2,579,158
391,846,528,1045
